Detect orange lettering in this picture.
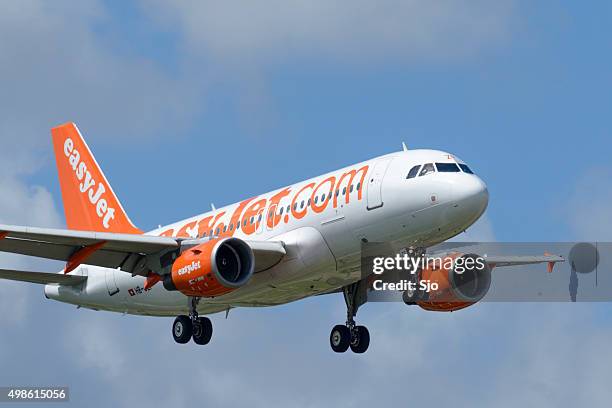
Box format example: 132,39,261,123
291,183,315,219
334,165,368,207
267,188,291,228
241,198,267,235
311,176,335,213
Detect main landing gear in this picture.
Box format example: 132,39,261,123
330,280,370,354
400,246,426,305
172,297,213,345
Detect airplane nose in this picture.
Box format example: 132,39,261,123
453,175,489,220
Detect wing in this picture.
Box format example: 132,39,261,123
0,224,285,276
426,250,564,273
484,254,564,270
0,223,178,275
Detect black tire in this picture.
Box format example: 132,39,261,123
192,316,213,345
172,315,192,344
402,288,417,305
330,325,350,353
402,285,423,305
350,326,370,354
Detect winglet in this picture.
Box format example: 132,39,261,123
51,123,142,234
545,252,555,273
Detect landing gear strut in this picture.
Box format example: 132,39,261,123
172,297,213,345
400,246,426,305
330,280,370,353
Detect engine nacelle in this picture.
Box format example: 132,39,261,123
163,237,254,298
417,253,491,312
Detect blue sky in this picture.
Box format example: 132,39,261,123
1,1,612,407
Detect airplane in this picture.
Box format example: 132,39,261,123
0,123,563,353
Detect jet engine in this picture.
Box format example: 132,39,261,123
163,237,254,298
407,253,491,312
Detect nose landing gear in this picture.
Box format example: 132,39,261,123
172,297,213,345
329,280,370,353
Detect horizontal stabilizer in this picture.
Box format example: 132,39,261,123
0,269,86,285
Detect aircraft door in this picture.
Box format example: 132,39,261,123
105,268,120,296
367,157,393,210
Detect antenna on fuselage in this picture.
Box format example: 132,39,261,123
402,142,408,151
211,203,216,211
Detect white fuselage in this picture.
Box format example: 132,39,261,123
44,149,488,316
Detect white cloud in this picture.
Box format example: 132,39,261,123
0,276,29,326
0,178,61,228
65,314,128,378
0,0,202,154
565,167,612,241
144,0,517,67
0,160,62,327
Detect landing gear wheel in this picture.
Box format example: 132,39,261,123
173,315,192,344
330,325,350,353
350,326,370,354
330,280,371,353
192,317,213,345
402,286,422,305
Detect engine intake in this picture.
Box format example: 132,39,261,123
417,253,491,312
163,237,254,297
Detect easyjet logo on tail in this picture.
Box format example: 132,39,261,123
63,137,115,229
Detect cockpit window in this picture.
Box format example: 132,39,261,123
419,163,435,176
458,164,474,174
406,165,421,179
435,163,460,172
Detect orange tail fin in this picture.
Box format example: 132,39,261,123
51,123,142,234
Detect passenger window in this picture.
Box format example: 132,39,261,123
459,164,474,174
406,165,421,179
314,196,318,204
215,228,220,235
435,163,460,172
230,223,234,230
342,187,346,195
357,182,361,190
419,163,435,176
350,185,354,193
